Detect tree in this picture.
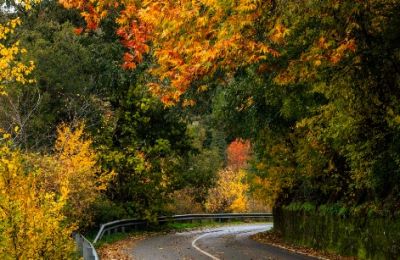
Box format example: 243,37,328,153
33,123,111,228
0,134,76,259
58,0,279,103
206,169,248,213
60,0,400,214
0,2,109,149
0,3,77,257
97,80,194,220
0,16,35,95
227,139,250,171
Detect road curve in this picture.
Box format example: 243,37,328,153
129,223,317,260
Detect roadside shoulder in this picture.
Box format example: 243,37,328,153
251,231,357,260
97,232,154,260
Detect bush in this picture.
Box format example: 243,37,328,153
0,138,76,259
274,204,400,259
91,197,130,224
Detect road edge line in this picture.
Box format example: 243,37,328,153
191,233,221,260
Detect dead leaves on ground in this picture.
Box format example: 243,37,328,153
98,234,149,260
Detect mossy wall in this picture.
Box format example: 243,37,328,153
273,203,400,259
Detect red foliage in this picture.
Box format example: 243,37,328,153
73,27,83,35
227,139,251,171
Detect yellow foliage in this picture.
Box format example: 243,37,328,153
0,18,35,94
54,123,100,225
0,141,75,259
205,169,249,213
36,123,112,228
0,0,40,94
269,22,290,44
0,122,110,257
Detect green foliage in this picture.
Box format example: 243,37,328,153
97,80,193,220
0,3,105,149
275,205,400,259
179,122,226,202
91,196,130,225
209,0,400,214
4,0,400,256
0,1,206,224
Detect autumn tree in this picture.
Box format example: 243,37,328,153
58,0,279,104
5,0,216,222
227,139,250,171
58,0,400,218
0,17,35,95
206,169,248,213
31,123,111,228
0,1,113,149
210,0,400,211
0,2,77,257
0,134,76,259
0,121,109,257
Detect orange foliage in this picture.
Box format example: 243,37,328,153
73,27,84,35
59,0,356,104
227,139,251,171
58,0,278,103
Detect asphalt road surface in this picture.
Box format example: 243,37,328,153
130,223,317,260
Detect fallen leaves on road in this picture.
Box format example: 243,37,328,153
252,231,357,260
97,233,149,260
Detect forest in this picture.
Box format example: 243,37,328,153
1,0,399,258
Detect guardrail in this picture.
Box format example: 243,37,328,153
93,212,273,244
74,233,99,260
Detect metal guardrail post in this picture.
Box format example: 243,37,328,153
75,233,99,260
74,233,84,256
82,243,91,260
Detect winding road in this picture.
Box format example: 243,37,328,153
129,223,316,260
